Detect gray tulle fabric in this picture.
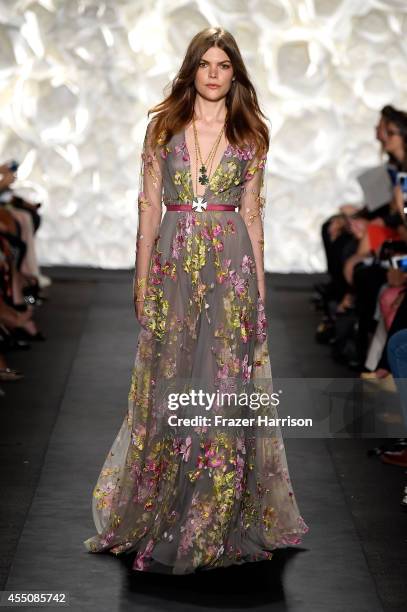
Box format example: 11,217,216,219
83,118,309,574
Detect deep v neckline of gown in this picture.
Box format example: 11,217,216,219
182,126,230,202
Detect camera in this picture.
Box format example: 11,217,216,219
6,160,19,173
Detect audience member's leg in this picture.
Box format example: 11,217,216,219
322,218,357,301
353,263,388,364
387,329,407,431
9,207,40,279
376,291,407,372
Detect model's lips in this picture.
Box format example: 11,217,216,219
206,84,220,88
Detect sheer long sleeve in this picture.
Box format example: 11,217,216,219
239,152,268,301
133,119,164,308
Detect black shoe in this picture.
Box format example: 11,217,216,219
0,325,31,351
13,327,46,342
367,438,407,457
13,302,28,312
22,280,47,306
315,318,335,344
24,293,44,307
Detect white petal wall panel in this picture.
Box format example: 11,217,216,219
0,0,406,272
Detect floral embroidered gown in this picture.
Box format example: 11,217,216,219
84,118,309,574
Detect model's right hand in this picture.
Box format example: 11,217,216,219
135,299,145,325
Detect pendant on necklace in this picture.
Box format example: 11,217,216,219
192,195,207,212
198,165,209,186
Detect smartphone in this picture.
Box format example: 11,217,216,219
397,172,407,208
391,254,407,271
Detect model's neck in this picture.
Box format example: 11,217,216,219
193,95,227,124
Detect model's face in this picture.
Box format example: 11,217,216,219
194,46,234,100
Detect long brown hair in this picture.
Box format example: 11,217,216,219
148,27,270,157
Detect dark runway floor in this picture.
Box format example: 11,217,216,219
1,267,406,612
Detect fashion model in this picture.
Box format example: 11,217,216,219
84,27,308,575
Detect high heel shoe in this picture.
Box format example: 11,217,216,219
360,373,397,393
22,280,47,306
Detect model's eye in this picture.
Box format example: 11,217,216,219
221,64,231,69
199,61,207,67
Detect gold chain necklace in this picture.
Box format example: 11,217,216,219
192,117,225,195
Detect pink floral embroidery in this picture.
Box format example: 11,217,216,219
160,145,171,159
228,269,247,297
196,441,224,470
244,154,267,181
213,238,224,253
212,223,223,237
241,254,255,275
224,219,236,234
133,538,155,571
256,296,267,343
241,353,252,382
224,143,256,161
175,140,190,162
150,253,163,285
279,534,302,546
171,213,196,259
173,436,192,462
217,363,229,379
100,530,116,547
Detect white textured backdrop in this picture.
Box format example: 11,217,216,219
1,0,407,272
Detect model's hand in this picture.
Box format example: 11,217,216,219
135,298,145,324
257,277,266,303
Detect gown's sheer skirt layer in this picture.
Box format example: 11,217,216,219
84,119,309,574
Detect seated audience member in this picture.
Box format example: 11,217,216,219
0,161,48,300
343,109,407,290
379,329,407,509
317,105,399,318
0,158,49,390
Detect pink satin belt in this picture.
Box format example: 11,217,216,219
165,203,237,211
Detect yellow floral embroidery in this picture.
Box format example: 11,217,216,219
174,170,194,203
209,160,239,195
